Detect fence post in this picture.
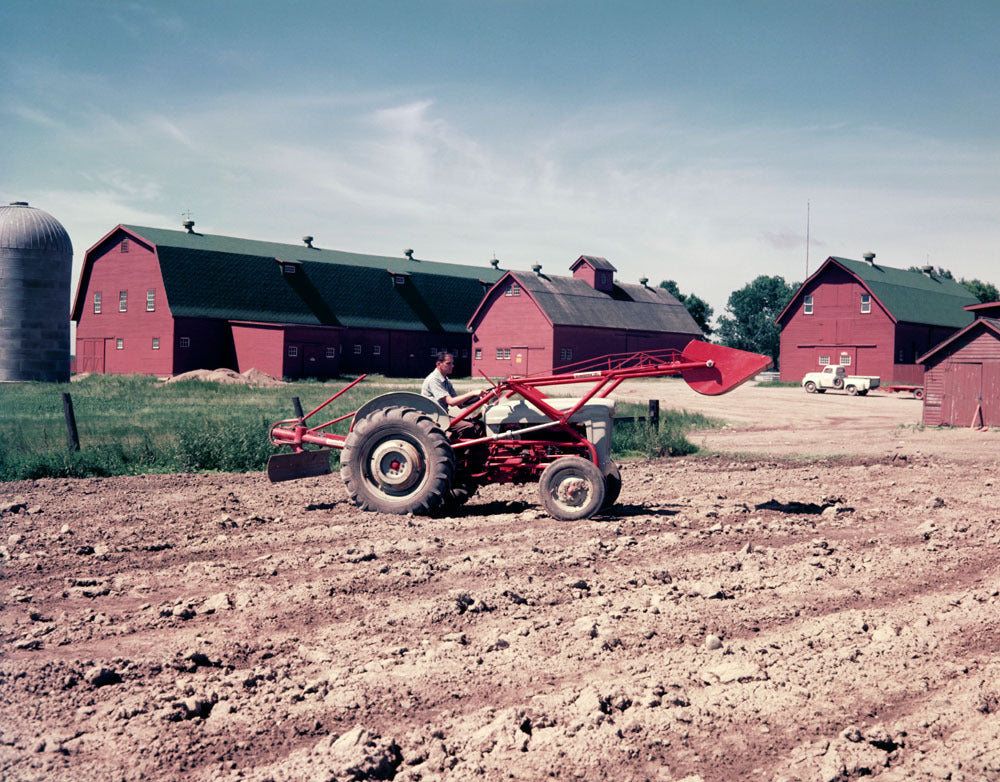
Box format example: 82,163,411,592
292,396,304,419
62,392,81,451
648,399,659,430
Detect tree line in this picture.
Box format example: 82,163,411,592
661,272,998,370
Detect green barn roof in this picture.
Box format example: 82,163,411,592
124,226,502,333
830,257,978,328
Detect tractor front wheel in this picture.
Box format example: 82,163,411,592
342,407,454,514
539,456,605,521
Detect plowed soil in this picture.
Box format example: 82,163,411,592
3,383,999,781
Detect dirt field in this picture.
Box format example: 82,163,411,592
3,383,999,781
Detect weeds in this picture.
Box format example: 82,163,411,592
1,377,728,481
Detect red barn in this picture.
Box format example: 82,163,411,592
71,223,500,378
918,304,1000,427
467,256,701,376
777,255,977,384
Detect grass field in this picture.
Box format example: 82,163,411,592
0,375,721,481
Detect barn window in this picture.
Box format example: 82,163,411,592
898,349,905,363
840,354,852,366
430,347,438,357
860,294,871,314
146,289,155,311
283,263,297,275
373,345,382,356
116,338,124,350
803,295,813,315
505,283,520,297
475,348,482,360
354,344,362,355
179,336,190,349
119,290,128,312
393,275,407,286
93,292,102,314
326,346,336,358
152,337,160,350
121,238,129,253
503,348,511,359
818,355,830,365
496,348,503,360
288,346,298,358
560,348,573,361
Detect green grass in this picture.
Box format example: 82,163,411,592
611,403,724,458
755,380,799,388
1,376,726,481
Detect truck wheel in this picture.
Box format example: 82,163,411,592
342,407,454,514
914,388,924,400
602,461,622,510
539,456,605,521
846,385,858,395
804,381,817,393
833,377,844,389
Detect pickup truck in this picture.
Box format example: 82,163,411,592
802,365,880,396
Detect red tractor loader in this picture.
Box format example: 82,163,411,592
267,340,771,521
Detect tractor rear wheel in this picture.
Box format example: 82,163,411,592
804,381,817,393
602,461,622,510
539,456,605,521
342,407,454,514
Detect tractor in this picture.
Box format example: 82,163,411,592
267,340,771,521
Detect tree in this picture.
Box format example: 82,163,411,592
960,278,999,304
658,280,714,336
716,275,797,368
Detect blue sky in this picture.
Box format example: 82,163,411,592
3,0,999,322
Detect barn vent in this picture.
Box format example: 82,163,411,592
639,276,649,288
531,263,542,275
921,264,935,278
863,252,876,266
403,248,414,260
302,235,314,248
489,256,500,269
183,219,196,233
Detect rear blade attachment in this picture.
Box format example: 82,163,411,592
679,340,773,396
266,450,332,482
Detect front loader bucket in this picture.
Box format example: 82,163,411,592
266,450,332,483
679,340,773,395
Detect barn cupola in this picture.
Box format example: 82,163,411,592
570,255,617,293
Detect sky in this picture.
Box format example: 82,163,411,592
3,0,999,326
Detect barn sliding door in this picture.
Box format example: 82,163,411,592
943,362,982,427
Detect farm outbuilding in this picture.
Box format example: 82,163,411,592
918,312,1000,428
467,256,702,376
777,254,977,384
72,223,502,379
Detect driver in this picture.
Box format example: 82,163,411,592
421,351,484,436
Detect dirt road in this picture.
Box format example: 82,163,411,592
2,384,999,780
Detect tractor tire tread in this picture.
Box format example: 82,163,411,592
341,407,454,515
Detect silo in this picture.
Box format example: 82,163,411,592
0,202,74,382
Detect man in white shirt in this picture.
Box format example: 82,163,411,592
421,351,483,434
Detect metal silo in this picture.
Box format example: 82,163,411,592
0,202,74,382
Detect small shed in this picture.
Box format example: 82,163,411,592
918,311,1000,427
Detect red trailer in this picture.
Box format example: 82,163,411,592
881,384,924,399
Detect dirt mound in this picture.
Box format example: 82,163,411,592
165,367,284,387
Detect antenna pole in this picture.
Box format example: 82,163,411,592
805,199,811,277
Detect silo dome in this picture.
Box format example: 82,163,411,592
0,202,74,382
